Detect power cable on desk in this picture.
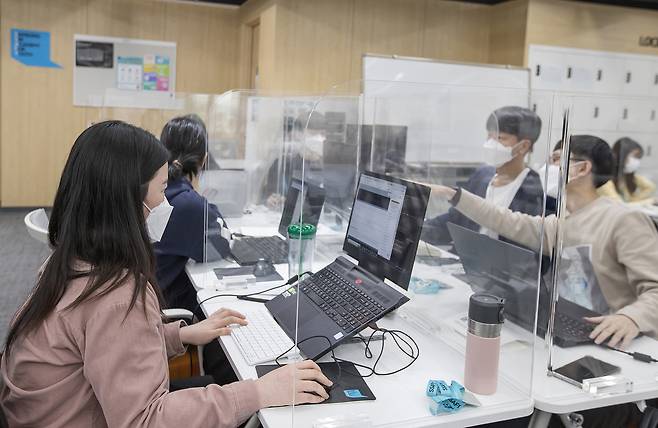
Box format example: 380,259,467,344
193,271,311,315
605,345,658,363
271,326,420,391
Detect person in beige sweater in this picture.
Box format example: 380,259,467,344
0,121,331,427
427,135,658,349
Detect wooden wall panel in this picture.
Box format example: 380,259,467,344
348,0,426,82
488,0,528,66
526,0,658,58
274,0,354,92
0,0,240,207
164,3,240,94
422,1,490,64
0,0,88,207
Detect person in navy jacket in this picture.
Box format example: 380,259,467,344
422,106,545,246
155,114,237,385
155,114,231,314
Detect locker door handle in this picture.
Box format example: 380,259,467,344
567,67,572,79
536,65,541,76
626,72,632,83
651,110,656,121
655,74,658,85
532,103,537,112
597,70,602,81
594,106,599,118
623,108,628,120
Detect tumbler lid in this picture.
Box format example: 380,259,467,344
287,223,316,239
468,293,505,324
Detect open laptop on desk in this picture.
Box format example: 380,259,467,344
231,178,326,265
230,171,430,364
447,222,600,348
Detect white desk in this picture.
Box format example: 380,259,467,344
187,209,658,426
187,256,535,426
409,264,658,418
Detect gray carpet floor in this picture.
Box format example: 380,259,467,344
0,209,51,344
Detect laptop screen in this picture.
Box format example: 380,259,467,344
277,178,326,237
343,171,430,289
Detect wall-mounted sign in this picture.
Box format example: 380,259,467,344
639,36,658,48
11,28,61,68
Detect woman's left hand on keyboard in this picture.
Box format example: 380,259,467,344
179,308,248,346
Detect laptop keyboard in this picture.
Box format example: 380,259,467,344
231,306,298,365
555,312,594,340
300,267,386,334
232,236,288,264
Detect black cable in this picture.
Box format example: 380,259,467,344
605,345,658,363
193,271,311,315
270,326,420,393
336,327,420,378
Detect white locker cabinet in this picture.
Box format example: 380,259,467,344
529,50,567,91
562,54,598,93
649,65,658,98
595,56,625,95
618,99,656,133
621,58,653,97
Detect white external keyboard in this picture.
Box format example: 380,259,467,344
230,306,299,365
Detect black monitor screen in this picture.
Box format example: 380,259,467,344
278,178,326,236
343,171,430,289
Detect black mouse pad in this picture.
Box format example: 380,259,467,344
213,267,283,283
255,361,375,404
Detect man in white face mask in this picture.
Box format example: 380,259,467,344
423,106,544,244
426,135,658,349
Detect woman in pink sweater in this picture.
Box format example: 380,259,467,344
0,121,331,427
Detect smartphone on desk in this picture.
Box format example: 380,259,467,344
552,355,620,388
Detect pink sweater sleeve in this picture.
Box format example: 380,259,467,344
81,292,261,428
162,320,186,359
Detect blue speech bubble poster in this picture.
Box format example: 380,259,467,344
11,28,61,68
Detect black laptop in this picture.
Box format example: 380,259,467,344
265,171,431,360
447,222,600,347
231,178,326,265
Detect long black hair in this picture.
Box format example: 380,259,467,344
4,121,169,355
612,137,644,194
160,114,207,181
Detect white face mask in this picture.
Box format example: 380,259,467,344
539,164,560,198
482,138,519,168
624,156,641,174
143,197,173,242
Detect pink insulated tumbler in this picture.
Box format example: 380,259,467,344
464,293,505,395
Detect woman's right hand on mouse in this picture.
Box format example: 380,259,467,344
255,360,333,407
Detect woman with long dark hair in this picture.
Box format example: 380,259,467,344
0,121,330,427
599,137,655,204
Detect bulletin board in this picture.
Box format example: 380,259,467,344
73,34,177,109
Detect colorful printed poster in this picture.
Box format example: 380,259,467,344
142,54,170,91
116,56,143,90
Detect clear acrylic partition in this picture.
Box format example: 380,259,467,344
288,80,559,427
542,93,658,406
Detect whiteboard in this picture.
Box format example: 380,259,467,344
73,34,177,109
362,55,531,164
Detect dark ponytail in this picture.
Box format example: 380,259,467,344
160,114,207,181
